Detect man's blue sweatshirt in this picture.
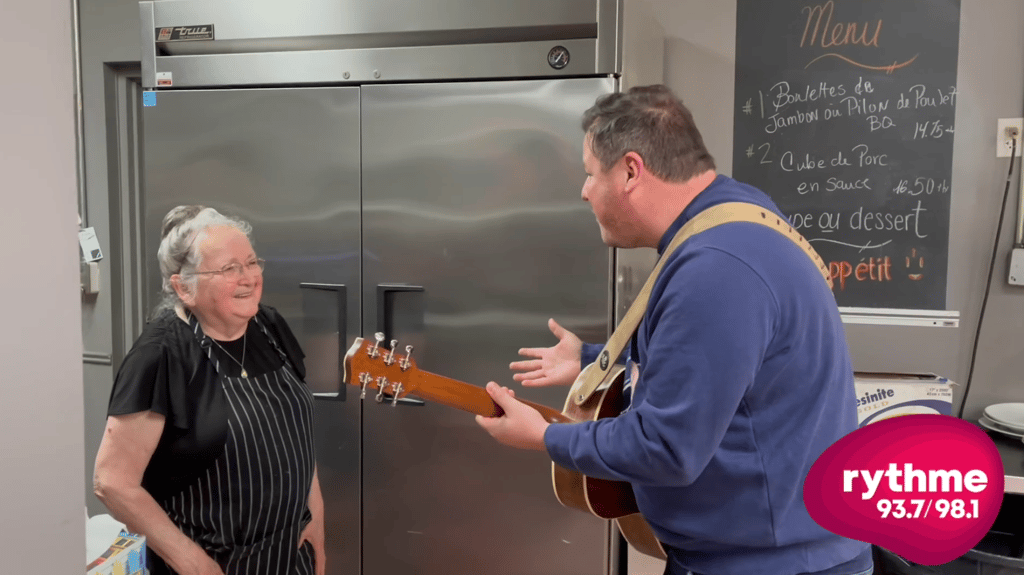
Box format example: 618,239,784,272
544,175,871,575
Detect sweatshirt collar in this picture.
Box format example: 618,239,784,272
656,174,727,255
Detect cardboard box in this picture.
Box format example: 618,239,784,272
854,372,954,427
86,530,146,575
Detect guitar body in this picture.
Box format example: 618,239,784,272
616,513,668,561
551,363,636,517
551,362,667,561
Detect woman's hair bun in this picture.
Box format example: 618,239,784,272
161,205,205,239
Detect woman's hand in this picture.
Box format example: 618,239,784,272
298,521,326,575
299,467,327,575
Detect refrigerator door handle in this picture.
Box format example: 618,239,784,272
373,392,427,407
376,283,424,343
373,283,427,407
300,282,347,401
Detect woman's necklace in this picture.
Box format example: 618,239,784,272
211,331,248,378
182,307,250,377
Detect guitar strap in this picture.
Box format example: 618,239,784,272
571,202,832,406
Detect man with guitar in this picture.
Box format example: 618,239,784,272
476,85,873,575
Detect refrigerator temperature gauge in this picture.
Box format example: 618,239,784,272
547,46,570,69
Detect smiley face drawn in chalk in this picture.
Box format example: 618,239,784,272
906,248,924,281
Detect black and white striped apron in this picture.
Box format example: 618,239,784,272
155,314,316,575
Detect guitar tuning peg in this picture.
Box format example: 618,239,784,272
385,338,399,366
400,345,413,371
375,376,389,403
359,372,371,400
390,383,403,407
369,332,385,358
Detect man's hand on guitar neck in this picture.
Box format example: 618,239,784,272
509,318,583,387
475,382,550,451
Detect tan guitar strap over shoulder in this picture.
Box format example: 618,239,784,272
572,202,832,406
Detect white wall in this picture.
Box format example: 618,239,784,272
0,0,86,572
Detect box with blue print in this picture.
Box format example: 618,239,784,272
854,372,954,427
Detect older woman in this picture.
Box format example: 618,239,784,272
94,206,326,575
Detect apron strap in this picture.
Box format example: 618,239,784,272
186,310,221,374
251,313,290,365
185,307,292,377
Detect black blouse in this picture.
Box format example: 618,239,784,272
107,304,306,502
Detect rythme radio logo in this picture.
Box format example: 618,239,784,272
803,414,1004,565
844,463,988,500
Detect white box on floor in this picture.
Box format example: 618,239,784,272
854,372,954,427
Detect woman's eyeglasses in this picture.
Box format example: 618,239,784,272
190,258,265,281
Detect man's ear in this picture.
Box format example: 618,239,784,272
622,151,645,193
170,274,195,306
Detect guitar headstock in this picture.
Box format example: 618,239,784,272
343,332,421,405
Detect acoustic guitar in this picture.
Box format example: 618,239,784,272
341,335,667,561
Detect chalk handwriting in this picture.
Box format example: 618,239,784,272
893,178,950,196
828,257,893,290
842,96,890,117
905,85,958,109
785,200,931,240
734,0,958,306
798,2,918,72
825,177,872,192
812,238,893,252
913,120,955,140
800,1,881,49
769,81,847,112
766,108,821,134
849,201,928,238
779,144,885,174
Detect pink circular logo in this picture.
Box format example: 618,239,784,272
804,414,1004,565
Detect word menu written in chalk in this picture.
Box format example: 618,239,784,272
732,0,961,310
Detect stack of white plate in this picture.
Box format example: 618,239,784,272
979,403,1024,440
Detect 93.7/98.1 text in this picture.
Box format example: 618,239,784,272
877,498,978,520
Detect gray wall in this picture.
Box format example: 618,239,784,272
79,0,141,516
77,0,1023,527
1,0,87,571
943,0,1024,418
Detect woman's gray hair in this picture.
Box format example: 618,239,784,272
153,205,253,317
581,84,716,182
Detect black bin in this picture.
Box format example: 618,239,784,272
874,494,1024,574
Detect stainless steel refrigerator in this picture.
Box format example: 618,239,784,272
136,2,662,574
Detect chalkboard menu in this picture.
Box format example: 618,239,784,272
732,0,961,311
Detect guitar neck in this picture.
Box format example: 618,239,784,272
410,370,573,424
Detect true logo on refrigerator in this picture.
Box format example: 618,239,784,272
154,25,215,42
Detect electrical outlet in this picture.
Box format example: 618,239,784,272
1009,248,1024,286
997,118,1023,158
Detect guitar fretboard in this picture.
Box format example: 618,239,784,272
407,370,573,424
